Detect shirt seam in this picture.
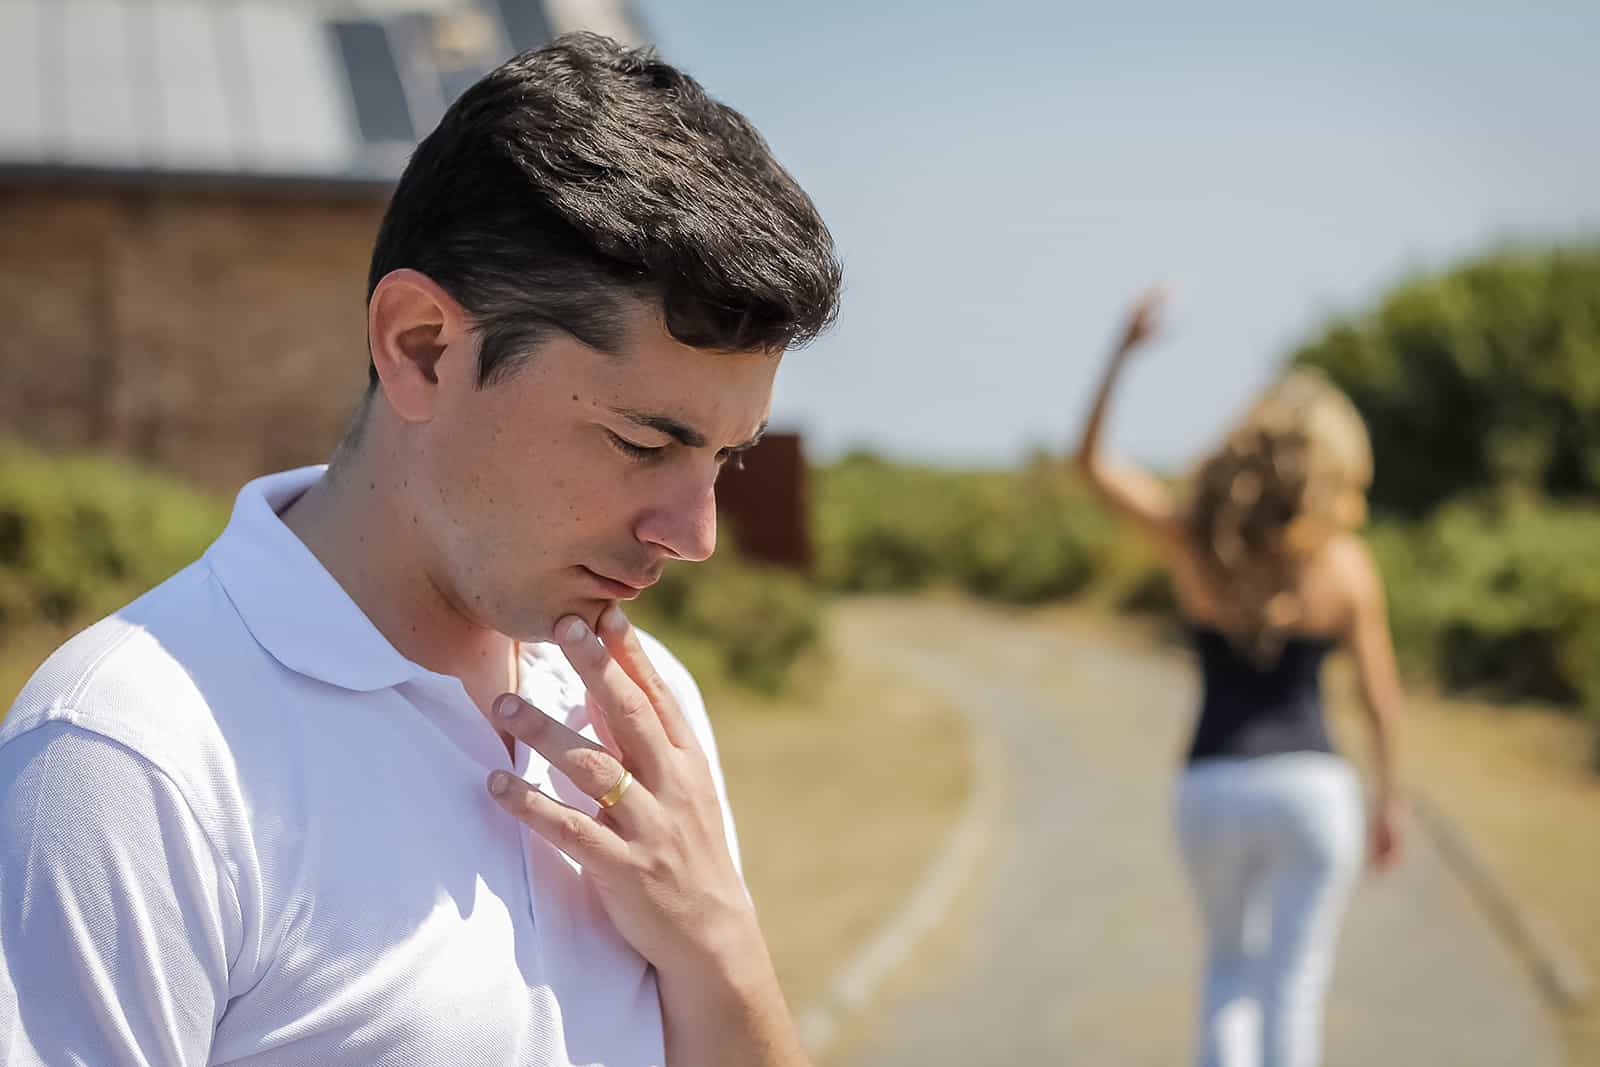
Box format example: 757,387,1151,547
6,715,248,978
58,618,143,711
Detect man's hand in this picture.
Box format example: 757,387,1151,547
486,603,807,1065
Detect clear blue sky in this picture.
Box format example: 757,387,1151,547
641,0,1600,469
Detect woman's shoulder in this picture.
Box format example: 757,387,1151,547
1300,532,1385,631
1313,532,1382,589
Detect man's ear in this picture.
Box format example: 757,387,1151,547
367,269,473,423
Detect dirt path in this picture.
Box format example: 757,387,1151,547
832,597,1562,1067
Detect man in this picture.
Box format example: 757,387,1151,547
0,34,841,1066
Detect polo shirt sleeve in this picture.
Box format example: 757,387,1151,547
0,720,236,1067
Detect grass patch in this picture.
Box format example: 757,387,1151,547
708,646,972,1016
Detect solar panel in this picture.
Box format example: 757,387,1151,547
332,18,416,145
385,12,449,137
493,0,554,54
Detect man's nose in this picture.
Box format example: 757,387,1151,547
636,478,718,563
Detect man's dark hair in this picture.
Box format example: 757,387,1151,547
366,32,841,386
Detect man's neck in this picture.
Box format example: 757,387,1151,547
279,450,518,723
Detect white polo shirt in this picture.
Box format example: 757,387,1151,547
0,466,742,1067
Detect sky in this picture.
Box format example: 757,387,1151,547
640,0,1600,470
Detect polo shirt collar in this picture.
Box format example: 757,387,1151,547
205,466,425,693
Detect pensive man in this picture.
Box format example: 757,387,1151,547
0,33,841,1067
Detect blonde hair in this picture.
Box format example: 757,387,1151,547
1184,369,1373,662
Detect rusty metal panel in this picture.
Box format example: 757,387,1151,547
714,432,812,572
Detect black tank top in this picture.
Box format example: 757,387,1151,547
1185,622,1337,763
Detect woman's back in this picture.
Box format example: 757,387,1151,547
1185,623,1336,761
1173,533,1368,763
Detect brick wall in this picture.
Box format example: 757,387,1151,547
0,184,385,490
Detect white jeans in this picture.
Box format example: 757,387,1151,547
1176,753,1364,1067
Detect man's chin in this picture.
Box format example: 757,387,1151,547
513,598,614,645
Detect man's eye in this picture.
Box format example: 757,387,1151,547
607,431,664,461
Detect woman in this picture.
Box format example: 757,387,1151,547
1073,288,1405,1067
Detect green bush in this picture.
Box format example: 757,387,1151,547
812,449,1600,759
631,549,824,698
1112,561,1176,616
0,443,227,637
948,468,1106,603
1370,498,1600,716
813,453,1117,604
1293,243,1600,515
811,453,977,593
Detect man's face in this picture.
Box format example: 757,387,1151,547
409,302,777,643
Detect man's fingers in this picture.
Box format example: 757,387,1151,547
487,770,625,866
595,605,696,750
586,693,621,755
551,616,669,779
493,694,652,824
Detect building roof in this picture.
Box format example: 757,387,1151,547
0,0,644,188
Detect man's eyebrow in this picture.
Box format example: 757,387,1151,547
611,409,767,451
612,409,707,448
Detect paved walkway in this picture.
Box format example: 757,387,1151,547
833,597,1562,1067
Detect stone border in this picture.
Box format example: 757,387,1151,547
1410,789,1594,1011
796,728,1004,1058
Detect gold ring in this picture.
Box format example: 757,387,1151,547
597,768,634,810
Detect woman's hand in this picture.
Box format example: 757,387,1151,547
1370,798,1403,872
1073,281,1184,552
486,603,807,1065
1115,284,1167,357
